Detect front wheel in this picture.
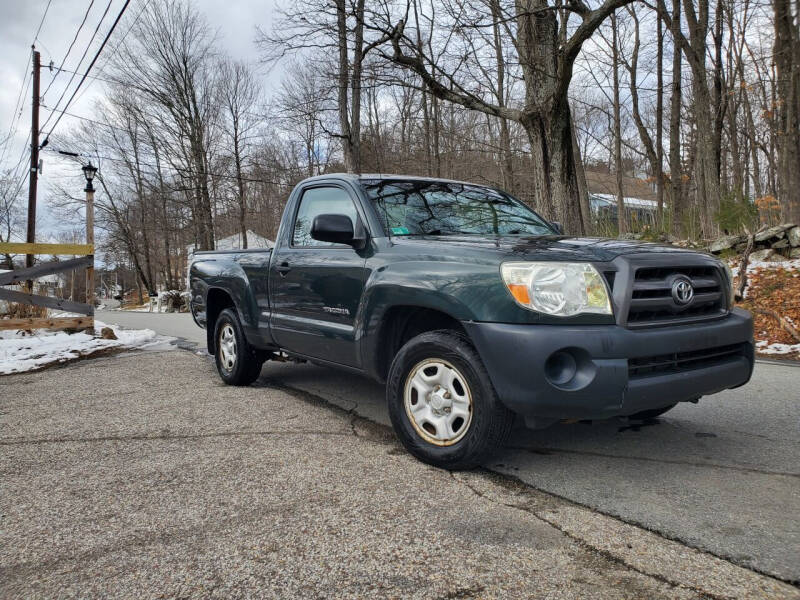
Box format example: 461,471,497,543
386,330,514,470
214,308,263,386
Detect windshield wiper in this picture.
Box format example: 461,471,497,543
418,229,483,236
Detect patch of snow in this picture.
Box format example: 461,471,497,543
755,340,800,355
0,320,161,375
729,257,800,278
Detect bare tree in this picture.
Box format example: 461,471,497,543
773,0,800,222
276,61,335,178
0,169,24,268
668,0,683,235
611,11,627,233
365,0,638,234
658,0,721,237
219,59,260,249
111,0,220,250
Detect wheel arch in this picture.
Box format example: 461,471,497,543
366,304,469,382
205,287,236,355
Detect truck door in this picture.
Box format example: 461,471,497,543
269,184,369,367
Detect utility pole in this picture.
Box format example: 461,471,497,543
26,48,41,275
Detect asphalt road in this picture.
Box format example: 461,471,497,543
98,308,800,583
2,351,797,598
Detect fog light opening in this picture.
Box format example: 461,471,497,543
545,350,578,386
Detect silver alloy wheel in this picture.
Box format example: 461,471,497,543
218,324,237,372
403,359,473,446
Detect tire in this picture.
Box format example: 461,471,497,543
213,308,263,386
628,403,677,420
386,330,514,470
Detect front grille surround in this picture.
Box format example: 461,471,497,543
599,253,731,329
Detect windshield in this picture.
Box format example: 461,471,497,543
361,179,555,237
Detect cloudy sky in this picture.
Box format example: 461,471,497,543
0,0,276,238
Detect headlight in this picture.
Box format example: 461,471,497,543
501,262,612,316
721,261,735,308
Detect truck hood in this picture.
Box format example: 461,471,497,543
393,234,701,263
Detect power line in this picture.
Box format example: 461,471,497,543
41,0,97,101
43,145,291,187
4,133,33,204
41,104,127,133
40,0,133,145
0,54,33,167
39,0,115,134
33,0,54,42
70,0,154,108
1,0,54,168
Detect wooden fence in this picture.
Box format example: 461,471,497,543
0,186,94,332
0,243,95,331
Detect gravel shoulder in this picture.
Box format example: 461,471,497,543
1,351,797,599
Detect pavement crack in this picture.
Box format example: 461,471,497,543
449,471,739,600
0,429,352,446
259,376,396,445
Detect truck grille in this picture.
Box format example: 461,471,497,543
626,265,727,327
628,343,745,378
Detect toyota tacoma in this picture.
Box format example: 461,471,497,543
189,174,754,469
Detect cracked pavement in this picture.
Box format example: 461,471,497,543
98,309,800,583
263,358,800,584
1,351,798,598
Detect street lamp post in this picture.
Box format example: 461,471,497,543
82,163,97,328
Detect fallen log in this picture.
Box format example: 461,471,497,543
751,307,800,343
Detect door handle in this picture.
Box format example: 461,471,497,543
276,262,291,276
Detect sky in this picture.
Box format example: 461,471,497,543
0,0,276,241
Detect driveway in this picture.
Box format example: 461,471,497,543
1,351,796,598
97,308,800,583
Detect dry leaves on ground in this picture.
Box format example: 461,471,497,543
735,265,800,359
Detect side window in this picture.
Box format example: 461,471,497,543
292,186,359,247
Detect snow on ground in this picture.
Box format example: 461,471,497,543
0,320,161,375
729,257,800,278
755,340,800,355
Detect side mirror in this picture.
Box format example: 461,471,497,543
311,214,366,248
550,221,564,235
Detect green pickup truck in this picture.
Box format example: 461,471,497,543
189,174,754,469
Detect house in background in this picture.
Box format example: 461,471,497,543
185,230,274,255
584,169,665,227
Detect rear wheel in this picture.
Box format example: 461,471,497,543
387,330,514,470
214,308,263,386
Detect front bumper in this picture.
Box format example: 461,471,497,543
463,308,754,420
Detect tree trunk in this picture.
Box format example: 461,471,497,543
336,0,354,172
515,0,584,233
571,117,592,234
774,0,800,222
233,127,248,250
656,11,665,226
612,12,627,234
335,0,365,173
669,0,684,236
684,0,720,238
712,0,725,183
743,91,764,199
490,0,515,193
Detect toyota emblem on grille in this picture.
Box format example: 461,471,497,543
671,278,694,305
